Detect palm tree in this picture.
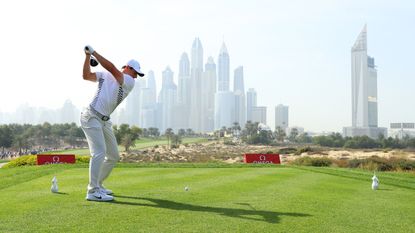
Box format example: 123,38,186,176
289,128,299,142
232,122,241,137
275,126,286,142
165,128,173,149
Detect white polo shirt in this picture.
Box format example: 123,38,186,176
89,72,135,116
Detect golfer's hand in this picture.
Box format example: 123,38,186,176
84,45,95,55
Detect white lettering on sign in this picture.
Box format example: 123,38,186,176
43,156,65,165
253,161,273,164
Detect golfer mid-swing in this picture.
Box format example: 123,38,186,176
81,45,144,201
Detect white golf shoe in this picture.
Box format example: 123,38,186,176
99,187,113,195
86,189,114,202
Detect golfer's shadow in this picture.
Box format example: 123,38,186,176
111,195,311,224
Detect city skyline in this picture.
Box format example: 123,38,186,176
1,0,414,132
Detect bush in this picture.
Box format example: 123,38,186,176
3,155,37,168
224,139,236,146
3,155,89,168
295,146,314,155
75,155,90,163
291,156,332,167
278,147,297,154
334,156,415,171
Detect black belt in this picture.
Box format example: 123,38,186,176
89,105,110,121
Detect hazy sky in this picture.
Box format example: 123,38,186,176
0,0,414,132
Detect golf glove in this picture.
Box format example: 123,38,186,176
84,45,95,55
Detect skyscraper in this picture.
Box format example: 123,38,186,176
189,38,204,132
178,52,191,106
343,25,387,138
214,42,234,130
140,70,157,129
275,104,289,129
251,106,267,125
246,88,257,122
201,57,217,132
218,42,230,92
158,67,177,132
233,66,246,128
125,78,146,126
177,52,191,130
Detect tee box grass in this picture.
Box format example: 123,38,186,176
0,164,414,233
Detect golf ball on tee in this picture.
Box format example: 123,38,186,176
184,186,189,191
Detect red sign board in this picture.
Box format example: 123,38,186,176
244,154,281,164
37,154,76,165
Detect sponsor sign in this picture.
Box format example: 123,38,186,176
244,154,281,164
37,154,76,165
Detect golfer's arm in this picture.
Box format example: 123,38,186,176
83,55,97,82
91,51,124,85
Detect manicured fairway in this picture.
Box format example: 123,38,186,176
0,165,414,233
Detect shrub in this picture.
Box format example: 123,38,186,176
290,156,332,167
224,139,236,146
3,155,37,168
335,156,415,171
75,155,90,163
278,147,297,154
310,157,332,167
295,146,313,155
3,155,89,168
332,159,348,168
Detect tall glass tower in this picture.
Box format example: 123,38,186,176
190,38,204,132
351,25,377,128
344,25,386,138
218,42,230,92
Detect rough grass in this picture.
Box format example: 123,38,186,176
49,137,208,156
0,164,414,233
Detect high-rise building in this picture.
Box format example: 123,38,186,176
178,52,191,106
275,104,289,129
139,70,157,128
201,57,217,132
218,42,230,92
343,25,387,138
138,70,157,128
125,77,145,126
214,42,234,130
60,99,80,123
214,91,235,130
158,67,177,132
246,88,257,122
251,106,267,125
176,53,191,130
189,38,204,132
233,66,246,128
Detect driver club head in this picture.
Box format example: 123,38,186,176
90,57,99,67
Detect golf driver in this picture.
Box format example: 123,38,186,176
84,46,99,67
90,56,99,67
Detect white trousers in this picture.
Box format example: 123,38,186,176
80,108,120,193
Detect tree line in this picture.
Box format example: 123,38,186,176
0,123,199,156
0,123,85,155
225,121,415,149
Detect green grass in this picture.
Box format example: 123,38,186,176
0,165,414,233
0,159,10,163
49,137,208,156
